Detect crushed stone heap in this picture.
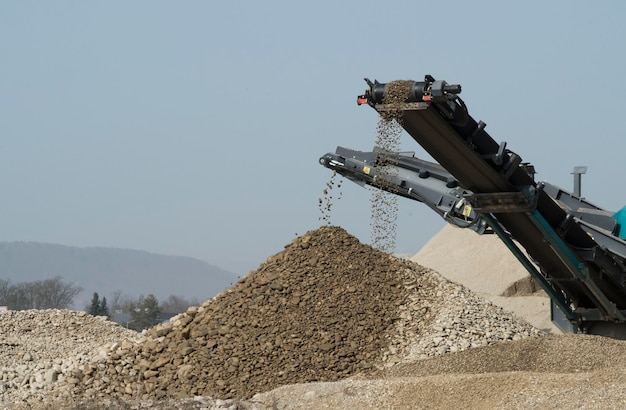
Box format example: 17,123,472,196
67,226,415,401
0,309,140,405
2,226,543,408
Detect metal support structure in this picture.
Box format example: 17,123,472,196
482,214,577,321
528,211,625,321
572,166,587,198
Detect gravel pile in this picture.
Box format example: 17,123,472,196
384,266,542,366
0,309,140,406
61,226,415,403
0,226,543,409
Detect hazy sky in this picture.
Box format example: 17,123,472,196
2,1,625,275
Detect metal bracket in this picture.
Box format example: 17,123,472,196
466,190,536,213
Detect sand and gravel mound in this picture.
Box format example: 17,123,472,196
413,224,560,333
0,309,140,406
249,334,626,409
249,354,626,410
106,225,414,401
1,226,543,409
2,225,626,409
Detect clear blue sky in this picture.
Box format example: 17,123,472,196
1,1,625,275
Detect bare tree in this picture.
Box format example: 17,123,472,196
2,283,28,310
0,279,11,305
109,290,126,312
37,276,82,309
0,276,82,310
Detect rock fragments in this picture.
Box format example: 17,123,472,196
318,171,342,225
369,80,413,253
63,226,417,402
0,226,543,409
0,309,141,406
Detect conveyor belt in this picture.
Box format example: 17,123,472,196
359,76,626,333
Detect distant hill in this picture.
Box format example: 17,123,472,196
0,241,240,310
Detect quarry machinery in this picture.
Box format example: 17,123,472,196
319,75,626,338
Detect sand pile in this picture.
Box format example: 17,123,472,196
250,334,626,409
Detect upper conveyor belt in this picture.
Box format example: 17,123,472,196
359,75,626,324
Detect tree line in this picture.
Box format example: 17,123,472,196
0,276,202,332
88,292,200,332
